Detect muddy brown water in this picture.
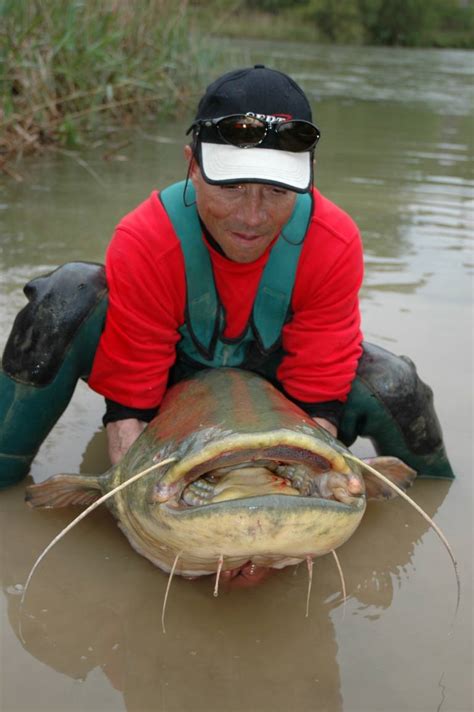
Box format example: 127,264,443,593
0,41,472,712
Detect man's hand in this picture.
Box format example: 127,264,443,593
313,417,337,438
106,419,147,465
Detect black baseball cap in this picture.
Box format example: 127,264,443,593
189,65,316,193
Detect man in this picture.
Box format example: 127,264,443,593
0,66,453,494
88,65,364,465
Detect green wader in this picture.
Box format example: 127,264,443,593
0,263,108,488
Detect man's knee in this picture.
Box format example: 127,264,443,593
339,343,454,479
0,262,107,488
3,262,107,386
355,343,442,454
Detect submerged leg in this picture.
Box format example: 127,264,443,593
339,342,454,479
0,263,107,488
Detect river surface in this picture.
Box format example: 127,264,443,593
0,41,472,712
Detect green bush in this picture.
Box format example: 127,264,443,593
300,0,365,43
364,0,440,45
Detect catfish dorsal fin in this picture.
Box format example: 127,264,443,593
25,474,102,509
362,456,417,500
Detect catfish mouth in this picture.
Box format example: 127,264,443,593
154,443,365,511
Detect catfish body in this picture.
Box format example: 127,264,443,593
26,369,415,576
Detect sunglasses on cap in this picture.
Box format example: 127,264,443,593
187,113,321,153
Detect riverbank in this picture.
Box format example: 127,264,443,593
0,1,216,177
1,0,472,176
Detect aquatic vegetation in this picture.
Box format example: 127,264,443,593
0,0,214,169
2,0,472,174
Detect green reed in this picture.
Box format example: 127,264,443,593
2,0,471,173
0,0,213,167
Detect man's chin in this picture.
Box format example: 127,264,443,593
222,232,275,263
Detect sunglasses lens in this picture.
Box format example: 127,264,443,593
217,115,267,147
277,121,320,152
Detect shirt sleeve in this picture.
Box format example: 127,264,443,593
277,227,363,405
102,399,158,426
284,397,344,428
88,225,185,409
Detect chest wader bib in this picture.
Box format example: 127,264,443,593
0,188,454,488
160,181,311,384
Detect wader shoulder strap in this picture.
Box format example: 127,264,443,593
160,181,313,356
160,181,219,358
253,191,312,351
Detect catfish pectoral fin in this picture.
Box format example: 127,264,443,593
25,474,102,509
363,457,417,500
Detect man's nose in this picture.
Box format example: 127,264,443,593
241,191,266,227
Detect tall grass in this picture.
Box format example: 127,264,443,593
0,0,212,170
2,0,472,174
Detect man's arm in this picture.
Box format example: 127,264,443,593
88,201,186,413
102,398,159,464
313,417,337,438
278,218,364,426
87,202,186,464
106,419,147,465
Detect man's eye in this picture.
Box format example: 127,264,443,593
221,184,244,191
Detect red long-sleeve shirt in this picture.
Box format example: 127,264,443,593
88,186,363,410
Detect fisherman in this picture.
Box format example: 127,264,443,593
88,65,363,463
0,65,453,488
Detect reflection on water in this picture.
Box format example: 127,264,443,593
0,41,472,712
0,478,453,712
226,41,472,115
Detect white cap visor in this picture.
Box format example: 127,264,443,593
199,142,312,193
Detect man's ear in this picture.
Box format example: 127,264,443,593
184,144,198,179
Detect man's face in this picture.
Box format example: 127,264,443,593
186,148,297,264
